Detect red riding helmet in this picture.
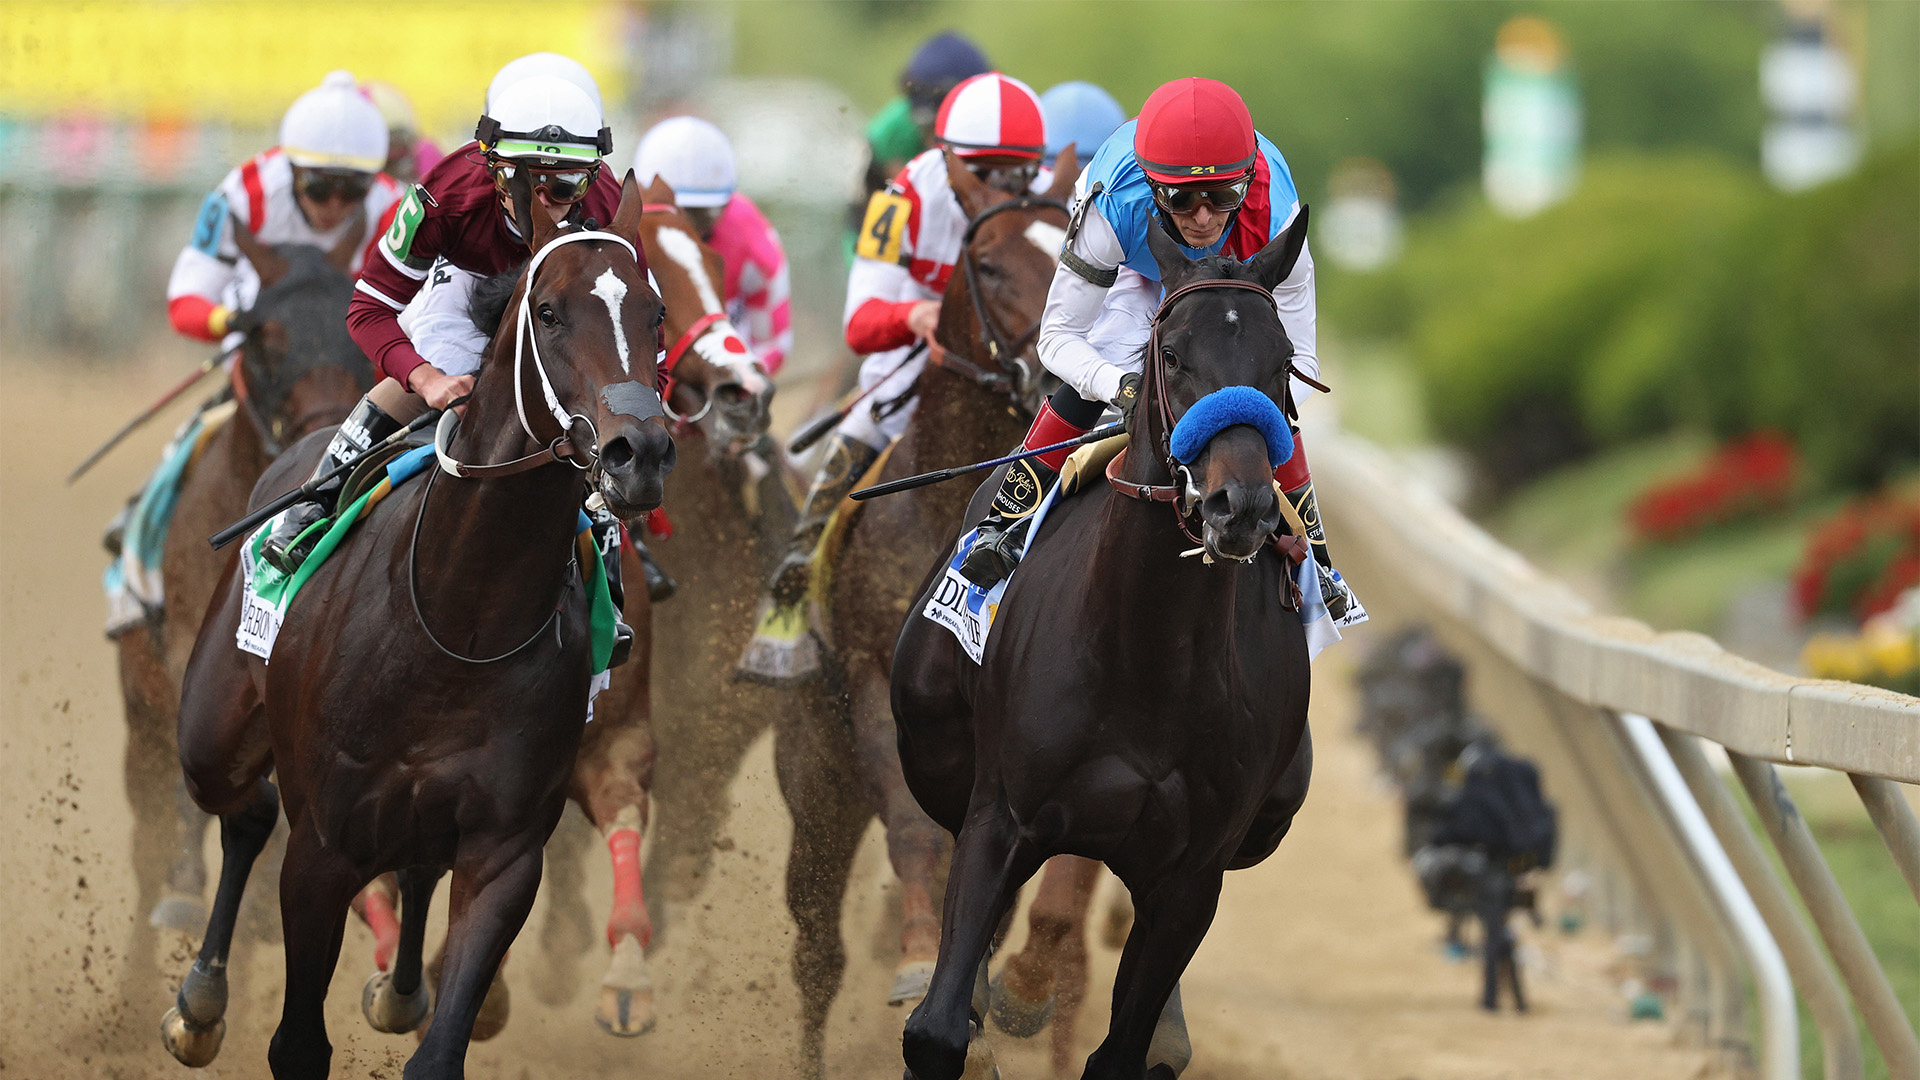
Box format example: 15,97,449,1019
1133,77,1256,184
935,72,1047,160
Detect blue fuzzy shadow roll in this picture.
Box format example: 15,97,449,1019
1168,385,1293,466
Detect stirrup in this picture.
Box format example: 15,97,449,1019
608,620,635,669
260,503,329,575
958,519,1028,589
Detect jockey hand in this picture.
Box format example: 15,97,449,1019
406,363,475,414
905,300,942,343
1114,371,1143,429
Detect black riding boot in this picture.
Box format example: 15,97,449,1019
261,397,400,574
586,502,636,669
631,536,676,603
958,458,1059,589
767,433,881,607
1282,479,1356,621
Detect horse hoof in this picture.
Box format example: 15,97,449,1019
149,893,207,932
889,960,937,1007
986,972,1055,1038
595,983,657,1037
160,1007,224,1067
361,970,431,1034
471,973,512,1042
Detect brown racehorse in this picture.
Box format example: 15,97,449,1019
775,148,1077,1077
889,217,1318,1080
114,221,373,997
160,176,674,1080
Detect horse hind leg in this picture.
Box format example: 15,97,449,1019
777,725,871,1080
990,854,1100,1041
405,838,544,1080
362,867,440,1034
531,805,596,1006
160,778,278,1068
154,779,214,929
1081,870,1222,1080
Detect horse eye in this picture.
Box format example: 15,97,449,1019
1161,346,1179,369
653,307,666,329
538,304,558,327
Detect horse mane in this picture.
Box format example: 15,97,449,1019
468,266,525,338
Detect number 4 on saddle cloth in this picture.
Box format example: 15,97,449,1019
233,444,620,708
923,435,1359,666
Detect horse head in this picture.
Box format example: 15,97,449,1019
465,169,675,516
1142,206,1309,563
636,176,773,450
227,212,376,450
940,145,1079,414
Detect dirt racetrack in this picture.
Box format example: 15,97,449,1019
1,352,1721,1079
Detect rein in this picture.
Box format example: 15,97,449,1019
927,193,1070,410
405,465,568,664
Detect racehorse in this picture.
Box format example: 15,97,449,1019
775,148,1076,1077
160,175,673,1079
114,219,373,1001
888,213,1316,1080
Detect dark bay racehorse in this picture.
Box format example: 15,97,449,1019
161,175,673,1080
776,148,1076,1077
889,214,1317,1080
115,219,373,997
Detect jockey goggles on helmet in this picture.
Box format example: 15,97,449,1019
297,167,374,204
1150,173,1252,215
968,158,1039,194
487,156,601,205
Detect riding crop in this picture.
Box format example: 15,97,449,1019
785,342,928,455
851,421,1125,501
207,399,460,551
66,347,236,485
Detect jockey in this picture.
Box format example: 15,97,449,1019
957,76,1362,624
1039,81,1126,169
360,80,445,183
632,115,793,374
767,72,1050,608
167,70,399,346
261,65,649,663
850,31,992,261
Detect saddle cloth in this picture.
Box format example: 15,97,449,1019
103,401,236,637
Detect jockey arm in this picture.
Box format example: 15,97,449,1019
398,259,488,378
347,188,437,387
166,180,249,342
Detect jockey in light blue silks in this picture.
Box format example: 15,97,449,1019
957,76,1363,626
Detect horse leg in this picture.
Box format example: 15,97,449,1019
352,874,402,972
532,806,596,1006
775,701,872,1080
901,805,1042,1080
405,838,545,1080
264,821,362,1080
597,805,656,1036
1081,870,1223,1080
849,667,946,1005
362,867,440,1034
991,854,1099,1046
159,778,278,1068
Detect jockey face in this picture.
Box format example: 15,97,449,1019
1153,173,1252,249
293,166,373,232
964,153,1040,195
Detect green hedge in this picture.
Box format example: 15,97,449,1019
1326,145,1919,491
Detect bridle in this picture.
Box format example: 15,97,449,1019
1106,277,1311,578
921,193,1070,413
434,228,665,480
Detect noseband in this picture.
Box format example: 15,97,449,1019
926,193,1070,412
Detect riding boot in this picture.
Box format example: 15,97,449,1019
586,502,636,669
767,433,882,608
261,396,400,574
1275,429,1359,623
629,535,676,602
956,398,1092,588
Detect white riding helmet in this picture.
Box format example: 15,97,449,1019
280,70,389,173
478,74,611,164
486,52,604,121
632,116,737,209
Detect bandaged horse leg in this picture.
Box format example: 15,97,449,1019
597,805,657,1036
260,378,419,573
360,867,436,1035
959,385,1104,587
351,873,401,972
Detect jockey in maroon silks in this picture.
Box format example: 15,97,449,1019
958,76,1362,626
264,66,649,663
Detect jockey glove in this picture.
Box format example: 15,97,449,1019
1114,371,1143,429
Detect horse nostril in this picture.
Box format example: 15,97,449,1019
715,382,751,406
600,436,635,472
1201,488,1237,524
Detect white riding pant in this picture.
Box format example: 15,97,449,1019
837,342,927,451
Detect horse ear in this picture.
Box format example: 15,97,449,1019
611,170,645,244
1247,203,1309,292
1145,210,1195,289
1045,144,1080,202
642,173,676,208
323,206,368,273
228,212,290,287
944,147,992,219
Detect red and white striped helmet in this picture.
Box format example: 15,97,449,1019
934,72,1046,160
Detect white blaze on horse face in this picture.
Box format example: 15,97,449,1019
654,222,769,397
654,225,723,316
1024,221,1066,265
591,268,632,373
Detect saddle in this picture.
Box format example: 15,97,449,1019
337,431,433,512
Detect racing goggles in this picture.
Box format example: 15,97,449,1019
969,159,1039,194
489,158,601,206
1150,174,1253,215
297,169,374,204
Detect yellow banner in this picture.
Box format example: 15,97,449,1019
0,1,630,135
